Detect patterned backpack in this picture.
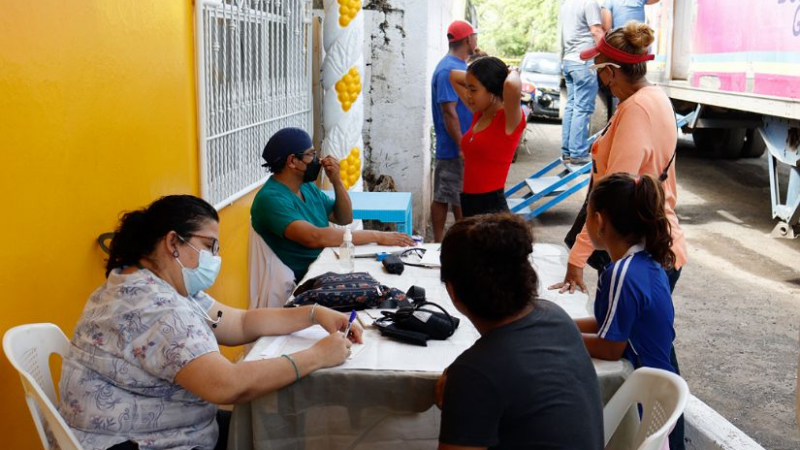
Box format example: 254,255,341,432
287,272,408,311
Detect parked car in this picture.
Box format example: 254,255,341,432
520,52,561,120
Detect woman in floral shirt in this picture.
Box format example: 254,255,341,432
58,195,362,450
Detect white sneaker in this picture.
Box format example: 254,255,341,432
567,162,589,172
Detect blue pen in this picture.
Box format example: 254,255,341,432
344,310,357,338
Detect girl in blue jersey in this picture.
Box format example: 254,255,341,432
574,172,683,449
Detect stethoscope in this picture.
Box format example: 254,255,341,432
186,295,223,328
136,262,223,328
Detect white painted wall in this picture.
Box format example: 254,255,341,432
361,0,461,233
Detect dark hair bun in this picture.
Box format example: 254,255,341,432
622,21,654,53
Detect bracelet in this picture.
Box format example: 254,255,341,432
309,303,318,325
281,354,301,382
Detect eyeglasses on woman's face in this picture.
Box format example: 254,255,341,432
182,234,220,256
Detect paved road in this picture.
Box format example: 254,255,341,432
508,120,800,450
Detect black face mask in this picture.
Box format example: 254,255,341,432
597,67,615,93
302,156,322,183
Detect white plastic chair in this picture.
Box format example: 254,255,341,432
248,223,296,309
603,367,689,450
3,323,83,450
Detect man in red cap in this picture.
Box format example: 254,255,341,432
430,20,478,242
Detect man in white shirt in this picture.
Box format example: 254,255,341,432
560,0,604,166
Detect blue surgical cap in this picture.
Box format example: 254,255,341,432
261,128,313,168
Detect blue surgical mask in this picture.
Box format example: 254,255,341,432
176,240,222,297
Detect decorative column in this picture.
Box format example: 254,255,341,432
322,0,364,191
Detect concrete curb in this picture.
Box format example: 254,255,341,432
685,395,766,450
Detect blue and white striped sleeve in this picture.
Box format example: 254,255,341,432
596,256,639,342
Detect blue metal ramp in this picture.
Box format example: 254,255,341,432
505,109,699,221
505,159,592,220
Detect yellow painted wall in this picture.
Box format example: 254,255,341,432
0,1,254,447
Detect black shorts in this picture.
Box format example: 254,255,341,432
460,189,510,218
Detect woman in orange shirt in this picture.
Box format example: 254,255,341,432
551,22,687,295
550,22,688,450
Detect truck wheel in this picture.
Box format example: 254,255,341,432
692,128,746,159
741,128,767,158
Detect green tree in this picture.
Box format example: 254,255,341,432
473,0,560,59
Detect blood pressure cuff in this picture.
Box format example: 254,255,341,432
374,301,460,346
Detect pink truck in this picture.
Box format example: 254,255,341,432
645,0,800,237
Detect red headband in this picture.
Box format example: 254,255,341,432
579,35,655,64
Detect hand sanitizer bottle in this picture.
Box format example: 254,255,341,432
339,228,355,272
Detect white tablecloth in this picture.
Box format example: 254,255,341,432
229,244,633,450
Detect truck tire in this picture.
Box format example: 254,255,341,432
741,128,767,158
692,128,747,159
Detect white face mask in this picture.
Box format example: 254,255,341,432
175,238,222,298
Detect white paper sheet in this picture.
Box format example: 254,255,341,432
257,325,368,361
334,328,476,372
253,325,477,372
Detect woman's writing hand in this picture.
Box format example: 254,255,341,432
312,332,352,368
315,306,363,344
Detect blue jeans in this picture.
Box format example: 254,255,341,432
561,60,598,160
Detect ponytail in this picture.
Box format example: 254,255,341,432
105,195,219,277
633,175,676,269
590,173,676,269
107,210,150,277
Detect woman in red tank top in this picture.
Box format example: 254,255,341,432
449,56,526,217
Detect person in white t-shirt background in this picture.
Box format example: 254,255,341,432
560,0,605,166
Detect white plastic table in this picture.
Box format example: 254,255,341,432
228,244,633,450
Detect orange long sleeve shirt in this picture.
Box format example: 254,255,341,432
568,86,688,270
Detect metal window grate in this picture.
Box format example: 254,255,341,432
196,0,313,209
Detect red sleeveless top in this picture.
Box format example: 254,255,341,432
461,108,526,194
